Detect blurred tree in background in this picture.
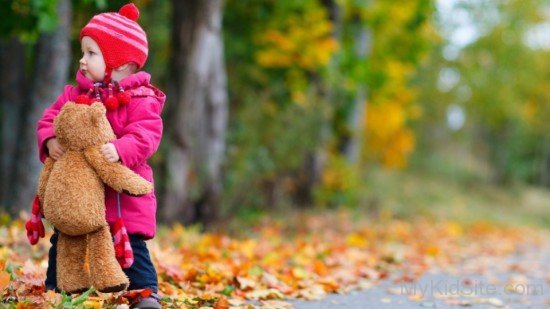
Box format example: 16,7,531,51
414,0,549,187
0,0,548,226
162,0,228,228
454,0,550,185
223,0,338,213
0,0,71,215
222,0,436,212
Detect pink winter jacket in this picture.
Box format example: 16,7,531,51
36,70,165,239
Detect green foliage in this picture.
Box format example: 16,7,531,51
79,0,107,9
361,165,550,228
58,287,95,308
222,0,335,210
444,0,550,184
331,0,437,168
222,93,329,210
5,263,20,281
0,0,59,42
222,0,438,211
0,214,11,227
313,154,361,208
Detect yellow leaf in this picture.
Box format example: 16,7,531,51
291,267,308,280
82,300,102,309
444,222,463,237
346,233,368,248
424,245,440,257
200,292,216,300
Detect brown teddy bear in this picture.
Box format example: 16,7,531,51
37,102,153,293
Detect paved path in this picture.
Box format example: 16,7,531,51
290,243,550,308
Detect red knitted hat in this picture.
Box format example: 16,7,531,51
80,3,148,81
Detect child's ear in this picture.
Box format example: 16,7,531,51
115,64,130,72
89,102,106,127
115,62,138,73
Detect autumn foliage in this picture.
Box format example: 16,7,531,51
0,212,544,308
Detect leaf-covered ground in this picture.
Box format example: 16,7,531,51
0,210,548,308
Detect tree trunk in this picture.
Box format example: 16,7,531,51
540,137,549,187
288,0,342,209
163,0,228,228
0,38,25,213
10,0,71,215
344,23,371,164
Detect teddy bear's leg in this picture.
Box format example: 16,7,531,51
88,225,129,293
57,232,91,293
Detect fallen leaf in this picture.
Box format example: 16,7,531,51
214,295,229,309
235,276,256,291
485,298,504,307
0,271,10,291
246,289,284,300
260,300,295,309
82,299,103,309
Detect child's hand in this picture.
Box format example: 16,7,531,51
46,138,65,160
101,143,120,163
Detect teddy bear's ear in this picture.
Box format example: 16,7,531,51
61,101,77,111
90,102,106,127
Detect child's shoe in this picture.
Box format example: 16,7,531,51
125,290,161,309
133,297,162,309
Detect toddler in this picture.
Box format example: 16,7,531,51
35,3,164,308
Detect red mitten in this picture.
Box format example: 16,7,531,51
111,218,134,268
25,196,45,245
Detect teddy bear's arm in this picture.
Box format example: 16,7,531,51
37,157,55,203
83,146,153,196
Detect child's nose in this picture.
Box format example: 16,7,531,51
79,57,86,65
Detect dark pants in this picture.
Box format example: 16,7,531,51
45,231,158,293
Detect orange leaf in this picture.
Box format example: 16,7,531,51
214,295,229,309
317,278,339,293
0,271,10,291
424,245,440,256
122,288,152,302
15,303,40,309
313,260,328,276
199,293,215,300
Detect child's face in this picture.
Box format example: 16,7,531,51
79,36,106,82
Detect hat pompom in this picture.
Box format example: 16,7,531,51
75,94,91,105
117,91,131,105
119,3,139,21
105,96,120,111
